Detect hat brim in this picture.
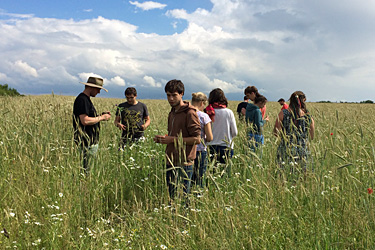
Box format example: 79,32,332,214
80,82,108,92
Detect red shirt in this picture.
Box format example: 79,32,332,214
281,103,289,110
260,105,267,119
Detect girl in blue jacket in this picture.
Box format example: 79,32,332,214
246,95,269,151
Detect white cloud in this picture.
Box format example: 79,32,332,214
166,9,189,19
13,60,38,77
110,76,126,86
78,73,103,83
0,0,374,101
129,1,167,11
143,75,162,88
83,9,93,12
0,9,34,19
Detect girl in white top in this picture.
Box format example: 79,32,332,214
205,88,237,173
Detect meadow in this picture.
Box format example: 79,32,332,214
1,94,375,249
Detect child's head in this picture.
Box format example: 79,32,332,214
289,91,306,111
164,79,184,95
278,98,285,105
208,88,228,106
244,86,260,101
192,92,208,110
254,95,267,108
125,87,137,96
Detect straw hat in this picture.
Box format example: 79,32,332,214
80,77,108,92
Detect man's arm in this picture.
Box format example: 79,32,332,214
79,113,111,126
154,110,200,145
154,135,200,145
114,115,125,130
309,117,315,140
141,116,151,130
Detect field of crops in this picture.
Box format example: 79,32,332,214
1,95,375,249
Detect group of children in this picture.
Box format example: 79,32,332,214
74,77,315,203
124,81,315,201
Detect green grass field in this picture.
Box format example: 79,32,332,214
1,95,375,249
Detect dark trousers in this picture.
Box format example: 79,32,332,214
166,164,193,200
208,145,233,177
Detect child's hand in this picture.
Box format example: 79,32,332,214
153,135,165,143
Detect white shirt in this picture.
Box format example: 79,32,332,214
207,108,238,148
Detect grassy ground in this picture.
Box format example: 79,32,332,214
1,95,375,249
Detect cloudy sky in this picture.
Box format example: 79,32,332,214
0,0,374,101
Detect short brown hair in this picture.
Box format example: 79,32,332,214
165,79,184,94
125,87,137,96
244,86,259,96
254,95,267,104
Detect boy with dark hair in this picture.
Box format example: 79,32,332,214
154,79,201,201
115,87,150,146
278,98,289,110
125,87,137,96
236,96,249,120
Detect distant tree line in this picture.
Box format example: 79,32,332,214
317,100,374,104
0,84,22,96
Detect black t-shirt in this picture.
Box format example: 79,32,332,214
116,101,149,139
237,101,248,117
73,93,100,146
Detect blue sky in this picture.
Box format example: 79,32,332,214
0,0,374,101
0,0,213,34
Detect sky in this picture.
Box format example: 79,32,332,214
0,0,374,102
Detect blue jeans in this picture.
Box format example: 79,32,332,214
193,151,208,188
166,164,193,200
249,133,264,149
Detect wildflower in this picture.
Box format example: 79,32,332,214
160,245,168,249
330,133,333,136
59,193,63,198
9,212,15,217
368,188,373,194
181,230,189,235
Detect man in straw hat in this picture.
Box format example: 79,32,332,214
73,76,111,173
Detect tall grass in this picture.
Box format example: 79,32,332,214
1,95,375,249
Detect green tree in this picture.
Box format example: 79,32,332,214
0,84,22,96
360,100,374,104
